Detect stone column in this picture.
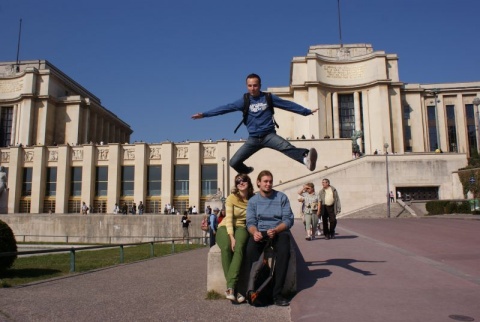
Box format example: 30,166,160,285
107,144,121,212
332,92,340,138
30,146,47,213
134,143,147,209
354,91,362,152
55,145,70,213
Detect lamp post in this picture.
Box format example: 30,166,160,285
221,157,226,207
473,97,480,153
384,143,391,218
432,89,441,151
470,176,476,212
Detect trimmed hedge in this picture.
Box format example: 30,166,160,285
0,219,17,272
425,200,478,215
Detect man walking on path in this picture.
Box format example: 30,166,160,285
192,73,319,174
319,178,341,240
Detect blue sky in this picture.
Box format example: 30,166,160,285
1,0,479,143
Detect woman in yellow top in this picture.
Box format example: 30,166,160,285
216,173,254,303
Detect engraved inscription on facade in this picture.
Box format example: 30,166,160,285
0,79,24,93
177,147,188,159
1,152,10,162
323,64,365,79
204,146,216,158
149,147,161,159
24,151,34,162
124,149,135,160
48,151,58,161
98,149,109,160
72,149,83,160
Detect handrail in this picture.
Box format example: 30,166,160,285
14,234,199,244
0,237,205,272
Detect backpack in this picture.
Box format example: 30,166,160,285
201,218,209,231
234,92,279,133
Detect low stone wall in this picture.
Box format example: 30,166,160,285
0,214,205,244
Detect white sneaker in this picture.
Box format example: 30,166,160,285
304,148,318,171
236,293,246,303
225,288,235,301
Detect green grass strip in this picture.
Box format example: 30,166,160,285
1,243,204,287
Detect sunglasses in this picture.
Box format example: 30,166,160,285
235,178,248,185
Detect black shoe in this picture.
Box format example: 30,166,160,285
274,295,290,306
246,167,254,174
324,235,330,240
330,233,335,239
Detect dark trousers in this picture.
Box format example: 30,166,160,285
245,231,291,298
209,228,216,247
322,205,337,236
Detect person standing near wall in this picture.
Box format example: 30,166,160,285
319,178,341,240
298,182,320,241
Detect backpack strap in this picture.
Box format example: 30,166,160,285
234,92,279,133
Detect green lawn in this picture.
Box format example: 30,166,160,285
1,242,204,287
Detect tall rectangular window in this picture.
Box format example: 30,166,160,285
22,168,33,196
465,104,477,155
95,166,108,196
446,105,457,152
174,165,189,196
338,94,355,139
45,167,57,196
427,105,438,151
147,165,161,196
0,106,13,147
201,165,217,196
121,166,134,196
71,167,82,197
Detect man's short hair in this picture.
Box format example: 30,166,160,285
246,73,261,85
322,178,330,185
257,170,273,183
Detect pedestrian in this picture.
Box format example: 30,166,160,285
81,202,88,215
192,205,198,214
298,182,320,241
113,203,119,214
319,178,341,240
138,201,144,215
209,207,219,247
397,190,402,201
181,211,191,241
216,173,254,303
390,191,394,203
245,170,294,306
131,202,137,215
192,73,319,174
122,202,128,215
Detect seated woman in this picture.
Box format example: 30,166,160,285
216,173,254,303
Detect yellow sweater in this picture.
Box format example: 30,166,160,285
218,193,247,235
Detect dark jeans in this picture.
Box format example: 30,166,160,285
230,133,308,174
209,228,216,248
322,205,337,236
244,231,291,299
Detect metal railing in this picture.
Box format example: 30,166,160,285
0,237,205,273
13,234,205,244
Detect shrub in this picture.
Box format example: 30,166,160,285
0,219,17,272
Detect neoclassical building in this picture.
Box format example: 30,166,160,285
0,44,478,215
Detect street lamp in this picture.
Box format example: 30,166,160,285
432,89,441,151
469,176,476,212
221,157,226,207
384,143,391,218
473,97,480,153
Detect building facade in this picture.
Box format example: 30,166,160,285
0,44,478,215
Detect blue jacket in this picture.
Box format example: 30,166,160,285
201,93,312,137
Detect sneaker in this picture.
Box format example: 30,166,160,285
305,235,311,241
236,293,246,303
246,167,254,174
225,288,235,301
304,148,318,171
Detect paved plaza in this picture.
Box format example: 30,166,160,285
0,216,479,322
